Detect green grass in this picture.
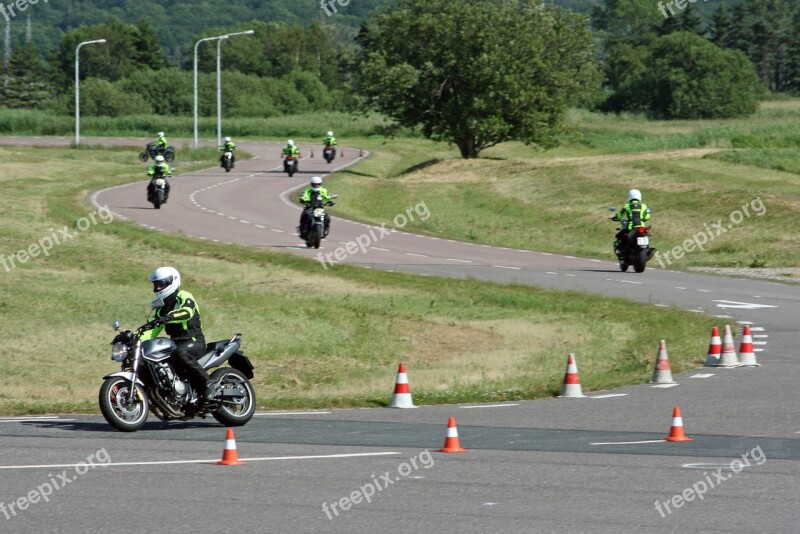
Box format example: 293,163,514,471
0,144,718,415
326,100,800,269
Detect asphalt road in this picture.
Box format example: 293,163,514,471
2,136,799,533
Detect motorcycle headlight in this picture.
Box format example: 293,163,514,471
111,342,129,362
313,208,324,217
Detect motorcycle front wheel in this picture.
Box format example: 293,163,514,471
138,151,149,162
99,377,149,432
313,225,322,249
164,148,175,162
210,368,256,427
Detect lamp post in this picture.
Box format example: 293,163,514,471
193,30,254,148
75,38,106,146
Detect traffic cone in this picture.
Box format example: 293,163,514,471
737,325,761,367
310,148,314,158
436,417,467,453
703,327,722,367
340,147,345,157
715,325,740,367
558,353,585,398
389,363,416,408
359,148,364,158
663,406,693,442
215,428,245,465
650,339,676,384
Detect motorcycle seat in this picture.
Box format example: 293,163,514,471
204,340,228,357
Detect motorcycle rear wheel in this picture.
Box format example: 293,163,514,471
99,377,149,432
138,151,149,162
210,368,256,427
634,249,647,273
164,148,175,162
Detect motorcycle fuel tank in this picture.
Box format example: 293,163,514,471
141,338,177,361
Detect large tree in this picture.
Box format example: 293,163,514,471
353,0,601,158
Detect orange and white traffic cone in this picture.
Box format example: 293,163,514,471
663,406,693,442
715,325,740,367
558,353,586,398
737,325,761,367
216,428,245,465
436,417,467,453
389,363,416,408
650,340,676,384
703,327,722,367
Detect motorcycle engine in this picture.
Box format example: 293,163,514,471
156,363,188,400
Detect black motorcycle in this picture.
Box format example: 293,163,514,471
610,210,656,273
147,170,169,209
99,314,256,432
139,143,175,163
284,154,299,177
220,150,234,172
323,145,336,164
301,192,337,249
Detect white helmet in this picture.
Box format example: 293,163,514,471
225,136,231,142
327,131,333,137
157,132,164,137
155,155,165,163
287,139,294,146
149,266,181,301
627,189,642,202
310,176,323,188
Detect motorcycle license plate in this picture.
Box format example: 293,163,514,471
637,237,649,246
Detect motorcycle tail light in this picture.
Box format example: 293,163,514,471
637,226,647,234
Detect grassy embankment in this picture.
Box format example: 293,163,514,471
0,136,717,415
329,100,800,271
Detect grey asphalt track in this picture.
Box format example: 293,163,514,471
2,136,799,533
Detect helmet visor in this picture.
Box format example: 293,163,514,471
152,277,171,292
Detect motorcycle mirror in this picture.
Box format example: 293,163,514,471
150,298,165,309
112,320,120,331
330,194,339,199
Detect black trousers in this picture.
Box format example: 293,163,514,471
299,209,330,236
171,340,209,392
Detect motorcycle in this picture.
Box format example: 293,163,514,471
139,143,175,163
147,169,169,209
220,151,233,172
99,311,256,432
284,154,299,177
323,145,336,164
610,209,656,273
301,193,337,249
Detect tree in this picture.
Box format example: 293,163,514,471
353,0,601,158
708,5,733,47
639,32,761,119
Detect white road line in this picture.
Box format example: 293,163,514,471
752,335,768,338
0,452,401,470
405,252,428,257
691,373,714,378
546,272,558,275
750,327,765,331
713,315,733,319
271,229,284,233
494,265,521,270
372,247,390,252
590,394,628,399
697,289,711,293
591,440,665,446
445,258,472,263
753,341,767,345
254,411,332,416
461,404,520,409
651,384,679,388
254,224,265,229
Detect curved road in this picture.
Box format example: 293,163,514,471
2,136,799,533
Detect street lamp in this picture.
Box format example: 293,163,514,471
75,38,107,145
193,30,254,148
